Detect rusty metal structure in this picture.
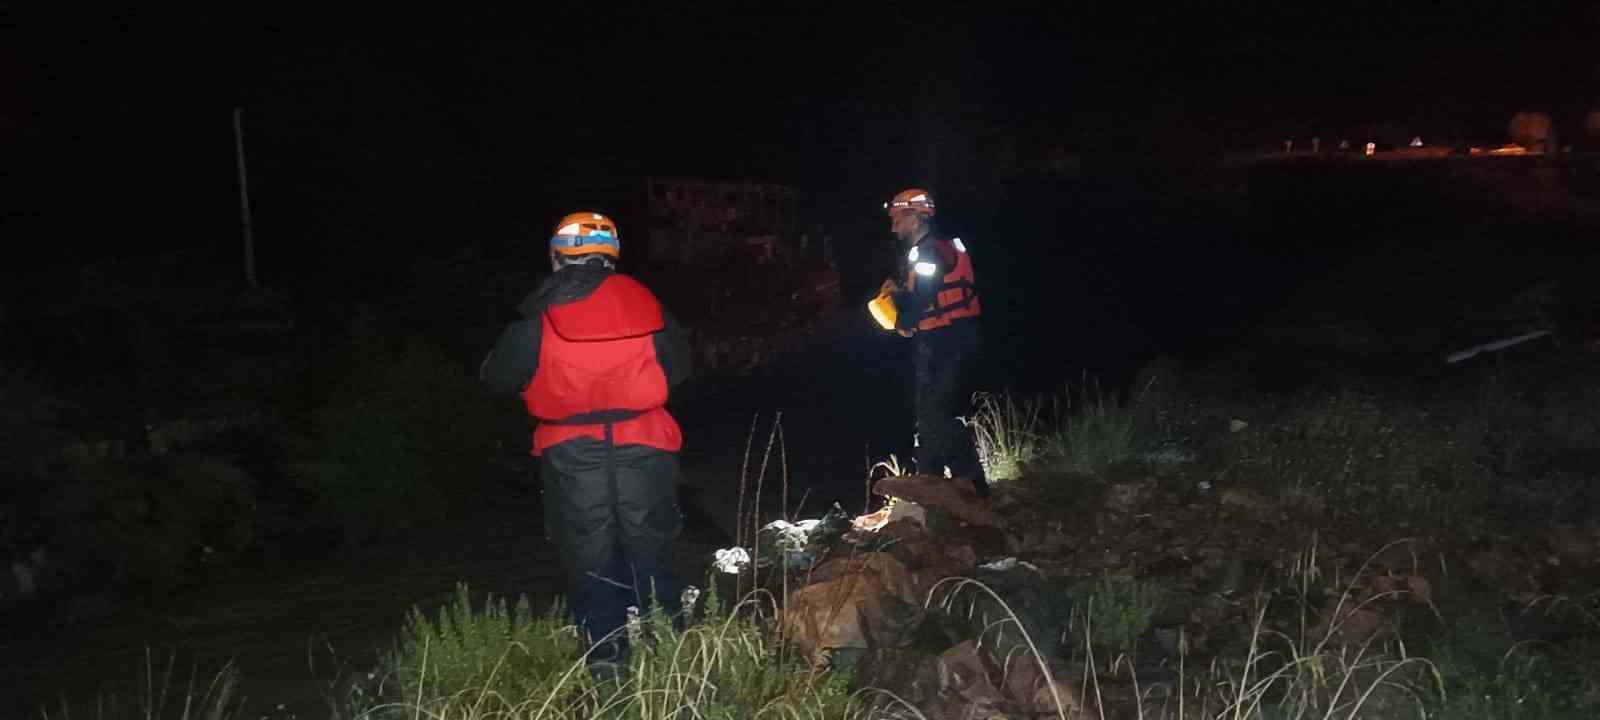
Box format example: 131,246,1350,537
643,177,797,264
634,177,840,373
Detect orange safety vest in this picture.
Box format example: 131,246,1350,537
905,237,982,332
521,274,682,455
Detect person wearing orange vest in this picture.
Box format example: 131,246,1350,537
480,211,692,677
881,187,989,498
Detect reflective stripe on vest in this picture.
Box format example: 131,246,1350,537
905,237,982,331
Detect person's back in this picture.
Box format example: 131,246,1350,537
480,212,691,679
521,265,684,452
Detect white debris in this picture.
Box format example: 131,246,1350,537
764,518,821,533
764,518,822,551
1229,419,1249,433
713,547,751,574
1445,330,1552,365
979,557,1042,573
981,557,1018,572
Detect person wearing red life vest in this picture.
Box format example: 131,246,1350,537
480,211,691,676
880,187,989,498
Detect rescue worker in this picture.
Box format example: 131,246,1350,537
879,188,989,498
480,211,692,676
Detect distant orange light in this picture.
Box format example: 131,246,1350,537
1471,144,1528,156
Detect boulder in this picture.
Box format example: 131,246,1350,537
996,654,1081,715
921,640,1007,718
856,649,927,702
875,474,1004,529
804,552,917,601
865,640,1074,719
782,553,924,664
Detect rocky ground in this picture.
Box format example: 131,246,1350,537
751,465,1600,719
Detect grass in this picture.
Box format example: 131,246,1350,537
52,535,1600,719
351,581,882,720
1080,574,1163,656
40,649,242,720
44,362,1600,719
1221,389,1486,528
967,390,1042,481
1427,612,1596,720
1054,540,1444,720
967,381,1143,484
1045,383,1141,473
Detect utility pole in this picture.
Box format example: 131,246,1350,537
232,107,257,288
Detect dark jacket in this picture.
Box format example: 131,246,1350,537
480,264,692,396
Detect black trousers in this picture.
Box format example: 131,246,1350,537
540,433,683,661
912,321,989,496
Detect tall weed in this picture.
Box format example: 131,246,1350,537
1046,382,1141,473
368,582,870,720
967,391,1042,481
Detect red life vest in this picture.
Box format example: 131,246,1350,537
521,274,682,455
905,237,982,331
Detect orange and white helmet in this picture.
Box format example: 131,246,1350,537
549,211,621,258
884,187,936,217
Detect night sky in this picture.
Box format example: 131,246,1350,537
2,2,1594,274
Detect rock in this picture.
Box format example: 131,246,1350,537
781,553,923,664
879,517,928,544
861,593,926,650
886,498,928,527
875,474,1005,529
879,533,981,603
996,654,1081,714
806,553,917,602
856,649,927,701
927,640,1005,716
940,560,1071,662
